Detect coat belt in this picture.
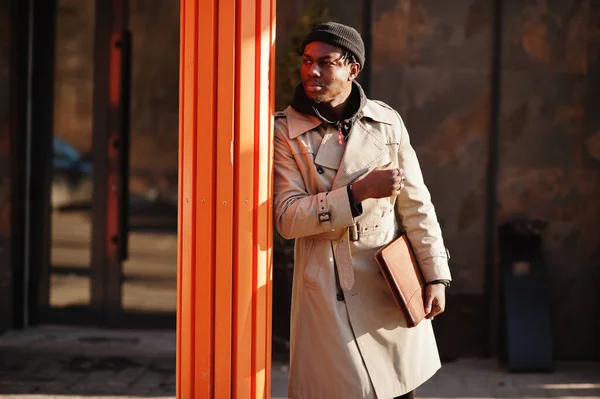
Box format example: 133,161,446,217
334,211,398,292
335,229,355,292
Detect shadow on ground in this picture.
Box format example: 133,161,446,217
0,328,176,397
0,346,175,397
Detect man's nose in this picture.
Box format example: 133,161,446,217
309,64,321,76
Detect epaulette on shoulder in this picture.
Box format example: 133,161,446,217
274,111,286,118
371,100,393,111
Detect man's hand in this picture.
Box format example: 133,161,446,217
352,163,406,203
424,283,446,320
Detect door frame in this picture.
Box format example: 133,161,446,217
9,0,58,329
18,0,175,329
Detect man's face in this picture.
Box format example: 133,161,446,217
300,41,359,104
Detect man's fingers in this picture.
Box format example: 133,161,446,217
425,285,446,320
424,293,433,314
391,183,405,196
374,163,404,176
437,296,446,313
426,303,442,320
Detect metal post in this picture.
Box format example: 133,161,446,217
91,0,130,325
177,0,275,397
27,0,58,326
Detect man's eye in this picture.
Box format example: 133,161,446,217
302,59,312,64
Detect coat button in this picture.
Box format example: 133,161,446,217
316,166,325,174
336,291,344,301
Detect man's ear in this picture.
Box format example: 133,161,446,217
349,63,361,81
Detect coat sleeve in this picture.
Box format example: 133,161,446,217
394,113,452,283
273,126,355,240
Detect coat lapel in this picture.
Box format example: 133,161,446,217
285,106,321,139
332,120,390,189
314,127,345,171
283,100,397,190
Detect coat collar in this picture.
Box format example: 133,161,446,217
363,100,397,126
284,99,396,140
285,106,322,139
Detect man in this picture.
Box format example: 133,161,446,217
273,22,451,399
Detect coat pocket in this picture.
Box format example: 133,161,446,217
302,238,322,289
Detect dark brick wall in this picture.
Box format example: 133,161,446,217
498,0,600,359
0,0,13,332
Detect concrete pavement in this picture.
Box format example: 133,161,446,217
1,327,599,399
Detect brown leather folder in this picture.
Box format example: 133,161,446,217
374,233,427,328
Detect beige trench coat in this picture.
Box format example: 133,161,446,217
273,99,452,399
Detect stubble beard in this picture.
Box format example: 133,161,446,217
303,82,327,104
309,89,327,104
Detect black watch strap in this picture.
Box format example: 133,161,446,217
427,279,451,288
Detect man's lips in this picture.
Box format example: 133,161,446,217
304,81,323,90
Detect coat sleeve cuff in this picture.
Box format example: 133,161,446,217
417,248,452,283
317,186,355,231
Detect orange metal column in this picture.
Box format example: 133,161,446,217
177,0,275,398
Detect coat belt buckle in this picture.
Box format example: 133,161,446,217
318,212,331,222
349,222,360,242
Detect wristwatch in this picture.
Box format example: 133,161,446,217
427,280,450,288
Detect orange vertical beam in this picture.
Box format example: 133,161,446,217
178,0,202,397
253,0,275,397
233,0,256,397
177,0,275,398
265,1,277,395
193,0,217,396
178,0,217,397
214,0,236,395
193,1,217,398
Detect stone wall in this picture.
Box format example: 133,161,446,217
368,0,494,358
497,0,600,359
370,0,493,296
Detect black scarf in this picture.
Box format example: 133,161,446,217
290,80,367,139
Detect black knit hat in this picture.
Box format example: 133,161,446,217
301,22,365,68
